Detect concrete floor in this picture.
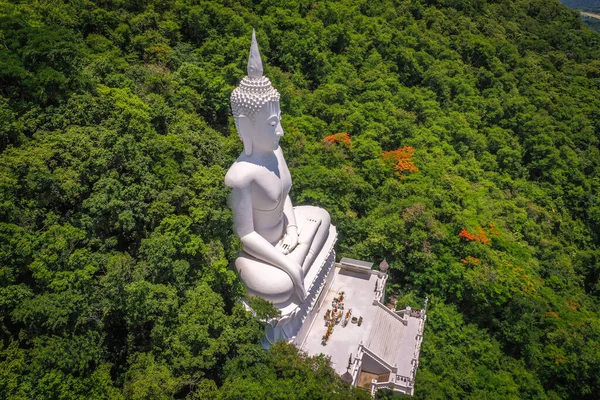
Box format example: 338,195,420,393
395,315,422,376
300,267,383,374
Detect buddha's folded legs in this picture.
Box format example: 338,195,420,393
290,206,331,274
235,252,296,305
235,205,332,305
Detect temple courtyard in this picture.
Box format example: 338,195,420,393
300,265,381,374
297,259,426,396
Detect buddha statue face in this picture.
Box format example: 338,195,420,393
235,100,283,156
231,30,283,156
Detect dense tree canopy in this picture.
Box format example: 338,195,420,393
1,0,600,399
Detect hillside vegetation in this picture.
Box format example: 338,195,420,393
1,0,600,399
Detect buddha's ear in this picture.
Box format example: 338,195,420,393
236,116,253,156
242,135,252,156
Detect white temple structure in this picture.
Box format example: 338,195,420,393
225,31,427,396
298,258,427,397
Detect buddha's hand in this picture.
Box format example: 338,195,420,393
279,225,299,255
285,259,306,301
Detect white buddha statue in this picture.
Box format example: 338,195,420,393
225,30,331,306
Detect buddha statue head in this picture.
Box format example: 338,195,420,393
231,30,283,156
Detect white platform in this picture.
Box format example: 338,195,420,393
299,266,386,374
298,263,426,397
260,224,338,347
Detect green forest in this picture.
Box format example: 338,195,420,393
1,0,600,399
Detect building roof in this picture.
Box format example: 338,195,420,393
339,257,373,270
379,259,389,271
341,371,354,384
364,305,405,367
363,305,423,377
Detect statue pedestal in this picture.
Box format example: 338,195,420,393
258,224,338,348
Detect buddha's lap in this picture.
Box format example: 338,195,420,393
294,206,330,236
294,206,330,259
236,206,331,304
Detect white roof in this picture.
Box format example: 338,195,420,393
339,257,373,270
365,305,405,366
364,305,422,377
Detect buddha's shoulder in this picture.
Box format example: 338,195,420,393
225,161,262,189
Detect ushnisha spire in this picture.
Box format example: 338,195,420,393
231,29,280,121
247,29,263,78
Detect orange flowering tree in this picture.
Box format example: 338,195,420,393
322,132,351,147
381,146,418,177
459,223,498,245
459,227,491,244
